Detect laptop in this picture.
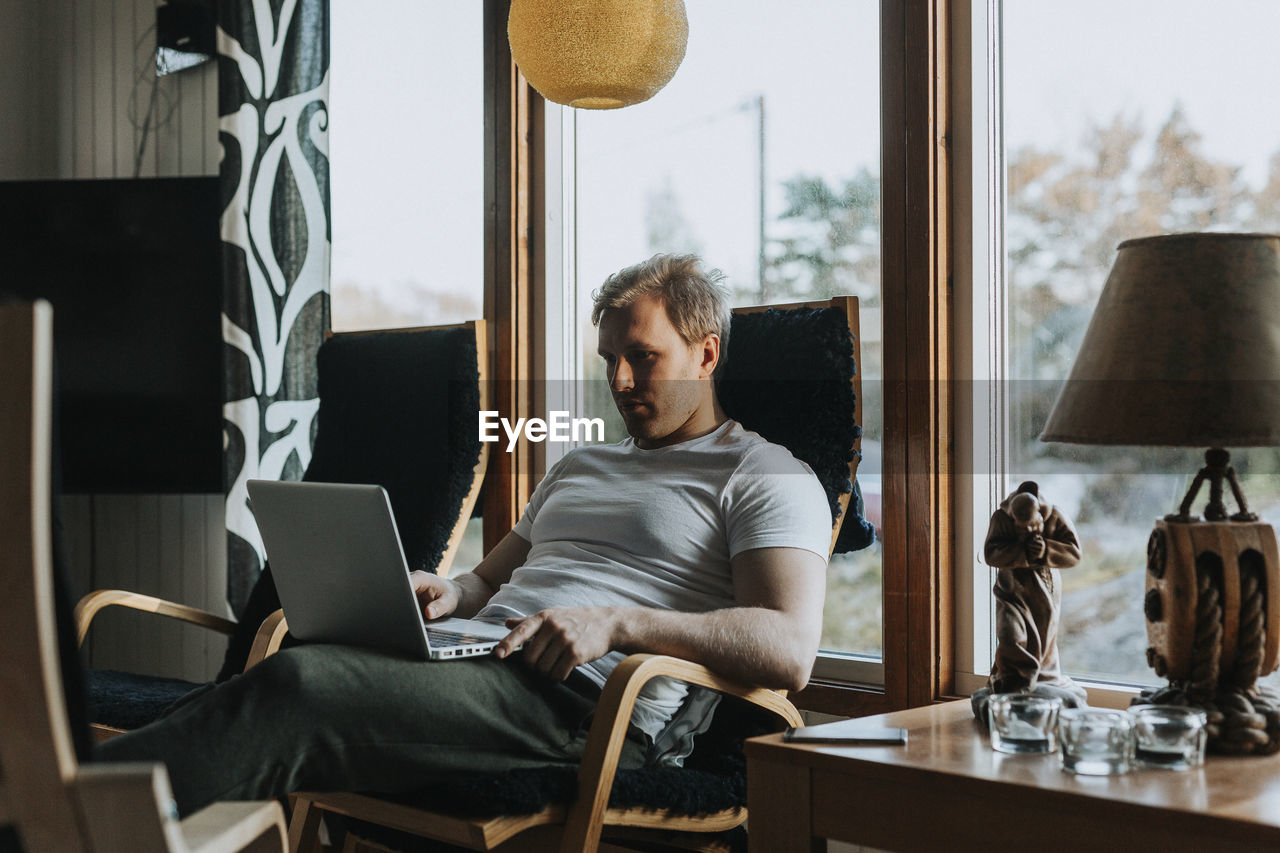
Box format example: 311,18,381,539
246,479,515,661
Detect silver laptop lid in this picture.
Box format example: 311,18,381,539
247,480,432,660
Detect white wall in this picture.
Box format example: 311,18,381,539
4,0,228,682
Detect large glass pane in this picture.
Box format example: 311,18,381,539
569,0,883,658
1002,0,1280,685
329,2,483,332
328,3,485,569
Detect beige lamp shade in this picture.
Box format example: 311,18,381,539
507,0,688,109
1041,232,1280,447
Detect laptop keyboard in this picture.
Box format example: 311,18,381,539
427,629,496,648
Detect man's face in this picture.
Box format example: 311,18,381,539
596,294,719,449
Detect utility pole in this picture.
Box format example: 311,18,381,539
757,93,766,302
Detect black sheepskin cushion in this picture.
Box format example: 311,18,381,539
717,306,875,553
304,328,483,577
338,697,772,852
85,669,204,731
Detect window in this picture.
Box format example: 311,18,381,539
329,2,484,332
542,0,884,678
329,2,486,569
958,0,1280,694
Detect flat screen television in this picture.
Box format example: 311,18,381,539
1,176,223,493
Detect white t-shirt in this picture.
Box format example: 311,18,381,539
477,419,831,740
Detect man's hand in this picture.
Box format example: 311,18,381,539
1026,534,1047,561
410,571,459,620
496,607,617,681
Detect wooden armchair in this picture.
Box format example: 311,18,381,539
0,299,288,853
288,654,802,853
77,321,490,740
285,297,872,853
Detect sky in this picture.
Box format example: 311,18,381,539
1003,0,1280,186
327,0,1280,327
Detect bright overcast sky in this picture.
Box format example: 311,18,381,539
328,1,1280,323
1004,0,1280,185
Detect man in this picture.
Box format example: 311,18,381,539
100,254,831,816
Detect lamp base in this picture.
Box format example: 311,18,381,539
1131,683,1280,756
1141,518,1280,755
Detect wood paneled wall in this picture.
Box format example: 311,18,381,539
65,496,230,682
3,0,227,682
1,0,219,181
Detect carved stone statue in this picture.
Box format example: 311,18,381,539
972,481,1088,723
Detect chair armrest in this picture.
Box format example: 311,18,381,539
75,762,287,853
75,590,237,646
244,609,290,671
181,800,289,853
559,653,803,853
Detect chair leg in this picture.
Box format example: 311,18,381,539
287,796,325,853
342,834,399,853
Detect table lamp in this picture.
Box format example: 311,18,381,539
1041,232,1280,756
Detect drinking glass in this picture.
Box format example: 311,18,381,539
988,693,1062,754
1058,708,1133,775
1130,705,1207,770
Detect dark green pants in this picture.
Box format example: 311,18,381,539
97,645,646,816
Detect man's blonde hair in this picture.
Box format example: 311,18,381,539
590,254,731,365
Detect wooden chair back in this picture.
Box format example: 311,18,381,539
726,295,864,555
1,300,289,853
0,299,91,850
313,320,489,579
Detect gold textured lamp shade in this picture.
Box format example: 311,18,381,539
507,0,688,109
1041,232,1280,447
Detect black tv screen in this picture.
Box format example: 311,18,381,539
1,177,223,494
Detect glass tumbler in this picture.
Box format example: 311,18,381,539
1058,708,1134,775
988,693,1062,754
1131,705,1208,770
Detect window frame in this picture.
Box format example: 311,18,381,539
950,0,998,701
482,0,538,542
854,0,954,714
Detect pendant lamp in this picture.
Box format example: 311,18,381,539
507,0,689,110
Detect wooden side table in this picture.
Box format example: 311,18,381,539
745,699,1280,852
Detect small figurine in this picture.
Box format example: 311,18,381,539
972,481,1088,723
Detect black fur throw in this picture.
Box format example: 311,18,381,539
717,307,875,553
304,328,483,576
84,669,204,731
337,696,772,852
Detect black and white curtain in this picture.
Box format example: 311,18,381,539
217,0,330,614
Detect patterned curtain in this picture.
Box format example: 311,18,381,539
217,0,330,614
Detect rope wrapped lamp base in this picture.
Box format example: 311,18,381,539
1136,519,1280,756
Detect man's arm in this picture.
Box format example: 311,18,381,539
411,530,531,619
495,546,827,692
